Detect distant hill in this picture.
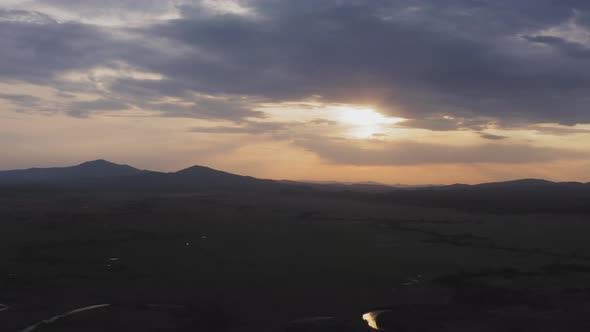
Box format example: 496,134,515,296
0,160,295,192
279,178,590,193
1,160,589,203
383,179,590,214
278,180,401,193
102,165,285,192
436,179,589,191
0,160,143,184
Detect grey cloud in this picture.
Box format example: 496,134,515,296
0,9,262,121
134,0,590,126
0,16,134,84
67,99,128,117
147,96,264,121
29,0,186,22
309,119,338,126
399,117,482,131
33,0,176,13
479,133,508,140
398,116,491,131
0,93,41,107
0,9,56,24
295,137,585,166
0,92,61,114
5,1,590,126
530,125,590,136
523,35,590,58
71,99,128,110
188,118,337,135
189,121,289,134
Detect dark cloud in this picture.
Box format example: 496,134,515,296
0,9,56,24
295,137,584,166
146,97,264,121
480,133,508,140
136,0,590,126
0,14,123,84
67,99,128,117
32,0,179,17
3,1,590,126
400,118,462,132
189,121,289,134
308,119,338,126
0,9,260,121
0,92,61,114
530,125,590,136
0,93,41,107
188,118,337,135
523,35,590,58
399,116,489,131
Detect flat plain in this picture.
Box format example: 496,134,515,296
2,189,590,331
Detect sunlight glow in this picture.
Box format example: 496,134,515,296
335,106,405,138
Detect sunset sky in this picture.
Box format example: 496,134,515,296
1,0,590,184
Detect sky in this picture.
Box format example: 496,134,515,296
1,0,590,184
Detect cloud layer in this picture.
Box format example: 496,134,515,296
3,1,590,125
2,0,590,177
294,137,585,166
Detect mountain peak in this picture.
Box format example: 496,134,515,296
0,159,142,184
176,164,235,174
177,165,213,172
76,159,138,171
78,159,117,167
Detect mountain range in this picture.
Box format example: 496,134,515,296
0,160,589,193
0,160,281,191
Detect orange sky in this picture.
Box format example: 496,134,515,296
2,102,589,185
2,1,590,184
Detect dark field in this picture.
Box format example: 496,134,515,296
2,189,590,331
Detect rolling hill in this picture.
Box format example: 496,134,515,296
0,160,289,192
0,160,143,184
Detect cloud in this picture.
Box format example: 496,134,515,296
399,116,489,131
0,8,263,121
0,93,41,107
294,137,585,166
0,9,56,24
147,95,264,120
0,14,138,84
523,35,590,58
189,121,289,134
188,118,338,135
4,1,590,127
530,125,590,135
128,0,590,126
308,118,338,126
480,133,508,140
19,0,188,26
67,99,128,117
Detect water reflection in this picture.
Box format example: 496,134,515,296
362,310,389,331
20,304,111,332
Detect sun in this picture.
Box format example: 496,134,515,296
334,106,405,138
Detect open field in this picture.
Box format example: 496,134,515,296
1,189,590,331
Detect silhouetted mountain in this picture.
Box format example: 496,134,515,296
278,180,401,193
176,165,258,183
431,179,589,192
2,160,589,200
382,179,590,214
0,160,305,192
104,165,284,192
0,160,143,184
